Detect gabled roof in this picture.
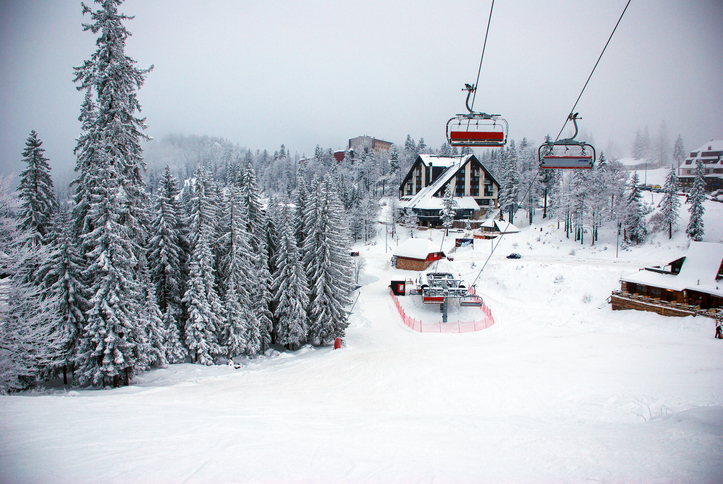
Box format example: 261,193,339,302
690,139,723,154
479,219,520,233
621,241,723,297
399,154,496,212
393,238,444,260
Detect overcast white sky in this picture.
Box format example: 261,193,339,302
1,0,722,180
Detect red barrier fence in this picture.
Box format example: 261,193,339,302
389,288,495,333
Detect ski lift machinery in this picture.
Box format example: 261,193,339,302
446,84,508,148
538,113,595,170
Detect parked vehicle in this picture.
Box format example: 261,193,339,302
507,253,521,259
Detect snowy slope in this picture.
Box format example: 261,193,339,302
1,192,722,483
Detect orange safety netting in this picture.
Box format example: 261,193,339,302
389,288,495,333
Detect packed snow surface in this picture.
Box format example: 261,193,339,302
2,175,722,483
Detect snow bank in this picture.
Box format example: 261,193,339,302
1,196,722,483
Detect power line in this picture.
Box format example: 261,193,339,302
555,0,632,141
470,0,496,112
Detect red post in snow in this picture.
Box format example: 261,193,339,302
334,337,342,349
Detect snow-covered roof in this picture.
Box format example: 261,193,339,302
402,155,477,211
393,238,442,260
411,195,480,211
690,139,723,155
622,241,723,297
479,219,520,233
418,154,473,169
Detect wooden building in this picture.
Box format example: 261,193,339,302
392,238,446,271
611,241,723,316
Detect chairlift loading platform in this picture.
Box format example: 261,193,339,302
538,113,595,170
418,272,483,310
446,84,508,148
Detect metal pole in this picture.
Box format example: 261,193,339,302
616,219,620,258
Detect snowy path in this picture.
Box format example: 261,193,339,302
2,217,723,482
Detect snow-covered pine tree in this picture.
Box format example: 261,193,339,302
217,186,256,359
0,181,51,392
0,249,52,393
138,249,166,368
624,172,647,245
272,205,309,349
362,192,380,241
294,172,309,249
303,175,354,345
264,196,281,283
441,184,456,235
673,135,685,168
17,130,57,248
71,0,154,386
403,207,418,237
686,159,706,241
0,176,16,277
570,169,590,243
37,209,87,384
148,166,187,363
238,162,273,354
505,141,520,223
182,168,223,365
588,154,608,244
660,165,680,239
605,159,629,224
74,167,150,386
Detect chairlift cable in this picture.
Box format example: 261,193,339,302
470,166,542,288
470,0,496,112
555,0,632,142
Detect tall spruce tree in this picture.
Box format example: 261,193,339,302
148,166,187,363
38,209,88,384
17,130,57,248
182,169,223,365
624,172,647,245
272,205,309,349
672,135,685,168
660,165,680,239
71,0,153,386
303,175,354,345
217,186,256,358
686,159,706,241
238,162,272,354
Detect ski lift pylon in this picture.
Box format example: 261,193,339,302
446,84,508,148
538,113,595,170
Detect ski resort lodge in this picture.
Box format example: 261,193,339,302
611,241,723,317
398,154,500,227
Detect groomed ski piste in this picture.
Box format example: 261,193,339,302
1,168,722,483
